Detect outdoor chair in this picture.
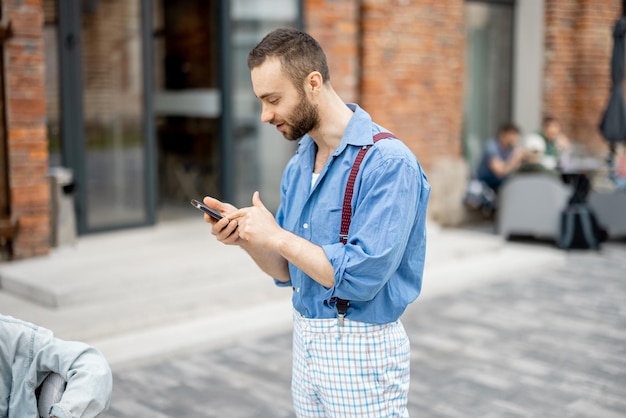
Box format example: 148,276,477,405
497,174,571,243
588,190,626,239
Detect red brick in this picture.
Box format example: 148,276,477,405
544,0,621,154
5,7,44,38
11,183,50,206
2,0,50,258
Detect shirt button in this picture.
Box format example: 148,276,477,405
296,287,301,292
303,223,309,229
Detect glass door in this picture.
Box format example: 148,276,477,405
152,0,222,219
463,0,515,172
56,0,155,233
229,0,301,210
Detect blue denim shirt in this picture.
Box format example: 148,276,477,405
275,104,430,324
476,138,515,191
0,315,112,418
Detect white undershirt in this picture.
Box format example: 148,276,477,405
311,172,320,188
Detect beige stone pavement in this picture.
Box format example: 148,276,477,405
0,218,565,370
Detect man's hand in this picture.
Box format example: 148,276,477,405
231,191,286,250
555,133,570,152
490,147,525,178
202,196,241,245
510,147,525,166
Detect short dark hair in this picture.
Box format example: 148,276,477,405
542,116,558,126
498,122,520,135
247,28,330,92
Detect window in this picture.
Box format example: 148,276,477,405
230,0,300,210
463,0,515,172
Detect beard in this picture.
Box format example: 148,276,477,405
280,94,320,141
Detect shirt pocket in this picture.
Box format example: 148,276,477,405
309,202,342,244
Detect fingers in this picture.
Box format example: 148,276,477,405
203,196,240,214
203,196,225,213
211,216,240,244
229,191,265,219
227,210,246,220
207,192,266,246
252,191,265,209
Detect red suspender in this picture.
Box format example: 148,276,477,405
339,132,396,244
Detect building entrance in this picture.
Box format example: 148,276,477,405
47,0,155,233
153,0,222,218
44,0,301,233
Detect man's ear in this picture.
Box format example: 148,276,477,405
305,71,323,94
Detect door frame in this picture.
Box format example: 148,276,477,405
218,0,234,203
57,0,156,234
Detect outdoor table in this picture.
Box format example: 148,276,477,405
559,157,605,204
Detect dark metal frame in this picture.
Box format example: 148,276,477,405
58,0,87,233
218,0,234,202
142,0,157,227
57,0,303,231
58,0,156,234
461,0,517,165
218,0,304,203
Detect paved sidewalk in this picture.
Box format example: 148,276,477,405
3,219,622,416
100,241,626,418
0,218,564,368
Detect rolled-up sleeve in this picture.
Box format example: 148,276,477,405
36,338,112,418
321,156,420,302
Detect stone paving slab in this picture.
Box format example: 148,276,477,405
99,242,626,418
0,220,565,366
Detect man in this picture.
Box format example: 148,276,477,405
204,28,429,417
515,133,559,178
0,314,112,418
476,122,524,193
539,116,570,169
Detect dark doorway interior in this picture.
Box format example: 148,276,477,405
153,0,222,219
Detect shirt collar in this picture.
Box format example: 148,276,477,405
297,103,374,155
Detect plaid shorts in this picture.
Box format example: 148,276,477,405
291,310,410,418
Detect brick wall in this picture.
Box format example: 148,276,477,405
5,0,619,256
361,0,466,225
360,0,465,168
303,0,360,103
305,0,467,224
306,0,625,225
81,0,142,123
544,0,622,154
305,0,465,169
3,0,50,258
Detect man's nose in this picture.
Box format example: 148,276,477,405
260,105,273,124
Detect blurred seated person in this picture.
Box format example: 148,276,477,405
476,122,525,194
539,116,570,170
515,133,560,179
0,314,112,418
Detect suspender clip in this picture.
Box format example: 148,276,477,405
333,298,350,327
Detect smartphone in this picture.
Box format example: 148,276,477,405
190,199,223,221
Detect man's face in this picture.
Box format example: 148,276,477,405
499,131,519,149
543,121,561,141
251,58,320,141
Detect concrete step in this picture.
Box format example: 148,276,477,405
0,219,567,369
93,239,565,369
0,219,245,307
0,221,503,309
